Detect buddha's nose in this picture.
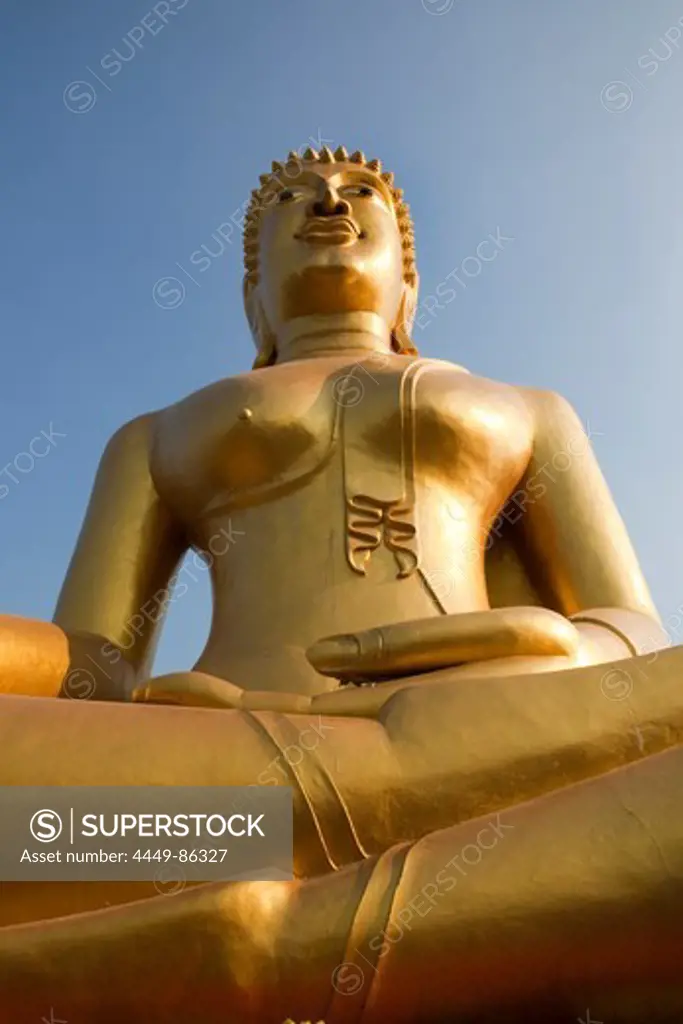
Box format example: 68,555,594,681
310,183,351,218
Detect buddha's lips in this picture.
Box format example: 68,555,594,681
296,216,360,245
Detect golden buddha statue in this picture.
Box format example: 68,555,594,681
1,145,682,1023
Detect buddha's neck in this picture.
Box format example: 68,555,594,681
276,312,393,363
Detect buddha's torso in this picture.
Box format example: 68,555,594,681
152,353,535,693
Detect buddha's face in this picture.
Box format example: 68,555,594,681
253,163,405,335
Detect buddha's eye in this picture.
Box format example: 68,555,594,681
341,184,378,199
278,189,295,203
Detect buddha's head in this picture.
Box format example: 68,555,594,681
242,146,418,367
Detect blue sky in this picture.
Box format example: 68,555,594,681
2,0,683,675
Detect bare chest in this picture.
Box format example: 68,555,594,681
152,358,534,527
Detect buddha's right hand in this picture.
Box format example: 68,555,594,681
132,672,313,713
306,606,580,684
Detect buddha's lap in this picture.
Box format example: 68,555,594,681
1,646,681,904
2,744,683,1021
134,651,578,718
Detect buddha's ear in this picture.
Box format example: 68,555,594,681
391,275,420,356
243,278,277,368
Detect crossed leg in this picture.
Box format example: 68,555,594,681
1,743,683,1023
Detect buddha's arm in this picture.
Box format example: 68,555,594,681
518,389,667,658
2,745,683,1023
53,414,187,688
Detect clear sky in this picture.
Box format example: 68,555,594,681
2,0,683,675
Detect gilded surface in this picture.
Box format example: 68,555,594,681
0,146,680,1022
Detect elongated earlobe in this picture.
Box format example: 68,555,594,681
243,281,277,368
392,279,420,356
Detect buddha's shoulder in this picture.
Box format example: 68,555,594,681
428,366,585,439
95,377,244,454
506,383,584,426
445,366,578,415
96,411,158,459
427,361,535,408
149,371,267,432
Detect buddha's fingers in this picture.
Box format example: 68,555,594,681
310,654,575,719
306,606,580,682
